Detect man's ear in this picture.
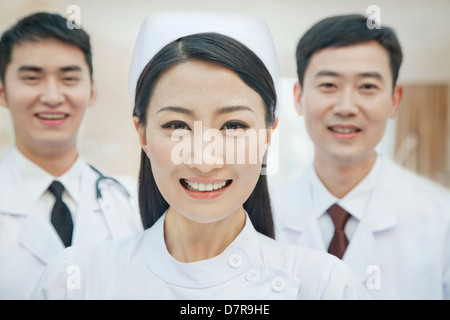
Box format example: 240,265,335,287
293,81,303,116
0,80,8,108
87,79,97,107
133,116,149,156
389,85,403,118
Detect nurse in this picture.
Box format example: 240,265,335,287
271,14,450,299
0,12,142,299
32,13,369,299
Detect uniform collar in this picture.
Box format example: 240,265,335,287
10,145,83,204
143,212,257,289
309,164,338,219
57,159,83,205
338,154,382,220
310,153,383,221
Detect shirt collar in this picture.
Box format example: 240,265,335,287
310,153,383,221
309,164,338,219
338,154,382,220
58,159,83,204
11,145,83,204
143,211,257,289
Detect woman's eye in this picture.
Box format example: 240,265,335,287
161,121,190,130
221,120,249,130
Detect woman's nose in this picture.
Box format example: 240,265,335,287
187,124,225,173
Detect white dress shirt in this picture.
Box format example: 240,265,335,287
311,155,381,248
32,213,370,299
10,146,82,222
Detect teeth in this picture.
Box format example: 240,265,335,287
185,179,227,192
37,113,67,120
331,127,358,133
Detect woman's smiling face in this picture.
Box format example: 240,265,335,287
135,60,271,224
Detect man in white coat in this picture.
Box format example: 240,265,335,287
0,12,142,299
271,14,450,299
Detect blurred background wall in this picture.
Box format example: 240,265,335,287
1,0,449,189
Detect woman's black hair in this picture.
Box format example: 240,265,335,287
133,32,277,238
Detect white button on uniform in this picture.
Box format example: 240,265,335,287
245,269,260,282
271,277,286,292
228,254,242,268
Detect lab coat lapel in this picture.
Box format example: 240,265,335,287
0,150,63,264
343,159,398,283
278,174,327,251
343,217,381,283
71,163,103,243
18,207,64,264
294,208,327,251
72,163,141,242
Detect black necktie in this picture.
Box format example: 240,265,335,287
48,181,73,247
327,204,351,259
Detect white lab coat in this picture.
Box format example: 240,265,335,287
0,148,143,299
32,212,370,299
271,156,450,299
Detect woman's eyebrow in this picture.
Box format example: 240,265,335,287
215,106,255,115
156,106,194,115
156,105,255,116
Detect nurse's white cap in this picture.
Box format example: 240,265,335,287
128,11,281,111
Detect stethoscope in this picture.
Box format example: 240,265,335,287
88,164,138,218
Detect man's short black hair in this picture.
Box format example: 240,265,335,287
0,12,93,84
296,14,402,88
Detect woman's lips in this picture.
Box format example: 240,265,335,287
180,178,232,200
